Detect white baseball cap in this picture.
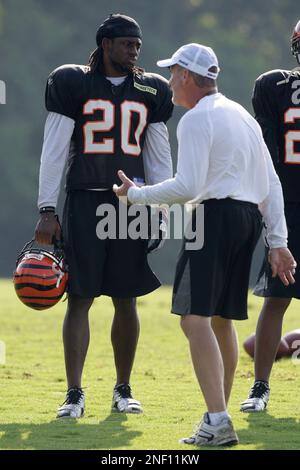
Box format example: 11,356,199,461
157,43,220,79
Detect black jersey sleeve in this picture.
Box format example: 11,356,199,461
252,71,281,164
146,74,173,124
45,64,85,120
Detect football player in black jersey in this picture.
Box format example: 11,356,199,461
34,14,173,418
240,21,300,413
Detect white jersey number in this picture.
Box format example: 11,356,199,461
284,108,300,164
83,99,147,156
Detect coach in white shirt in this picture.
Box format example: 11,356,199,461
113,43,296,447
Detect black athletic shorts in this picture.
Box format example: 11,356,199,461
253,201,300,299
171,198,262,320
62,190,160,298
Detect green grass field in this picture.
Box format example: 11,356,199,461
0,279,299,450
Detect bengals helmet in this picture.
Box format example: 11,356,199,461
291,20,300,64
13,240,68,310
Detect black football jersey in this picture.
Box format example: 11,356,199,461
45,64,173,190
252,69,300,201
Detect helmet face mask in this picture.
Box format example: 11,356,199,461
291,20,300,64
13,240,68,310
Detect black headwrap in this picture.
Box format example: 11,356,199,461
96,13,142,46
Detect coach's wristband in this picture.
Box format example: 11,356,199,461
39,206,55,214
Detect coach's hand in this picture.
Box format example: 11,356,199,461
113,170,136,200
35,213,61,245
268,247,297,286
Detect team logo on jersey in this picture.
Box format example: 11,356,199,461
134,82,157,95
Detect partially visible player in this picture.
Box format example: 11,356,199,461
35,13,173,418
241,20,300,413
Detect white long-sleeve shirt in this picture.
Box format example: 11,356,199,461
128,93,287,249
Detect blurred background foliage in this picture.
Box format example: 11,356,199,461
0,0,297,281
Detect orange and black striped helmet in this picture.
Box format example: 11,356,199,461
13,240,68,310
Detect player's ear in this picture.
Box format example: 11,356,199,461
181,68,190,84
102,37,113,51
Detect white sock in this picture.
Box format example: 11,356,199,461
208,410,230,426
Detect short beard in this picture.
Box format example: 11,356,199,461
110,59,133,74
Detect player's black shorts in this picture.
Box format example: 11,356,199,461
253,201,300,299
62,190,160,298
171,198,262,320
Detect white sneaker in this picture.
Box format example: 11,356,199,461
240,381,270,412
180,413,239,447
112,383,143,414
57,387,85,418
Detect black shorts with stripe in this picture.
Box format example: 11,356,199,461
62,190,160,298
171,198,262,320
253,201,300,299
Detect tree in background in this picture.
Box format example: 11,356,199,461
0,0,297,279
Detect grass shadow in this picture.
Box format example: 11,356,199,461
236,412,300,450
0,412,142,450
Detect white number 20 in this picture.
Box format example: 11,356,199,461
83,99,147,156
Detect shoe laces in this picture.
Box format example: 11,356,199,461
249,381,269,399
191,414,208,437
62,387,84,406
115,383,132,399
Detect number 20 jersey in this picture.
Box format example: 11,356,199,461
45,64,173,190
252,69,300,202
